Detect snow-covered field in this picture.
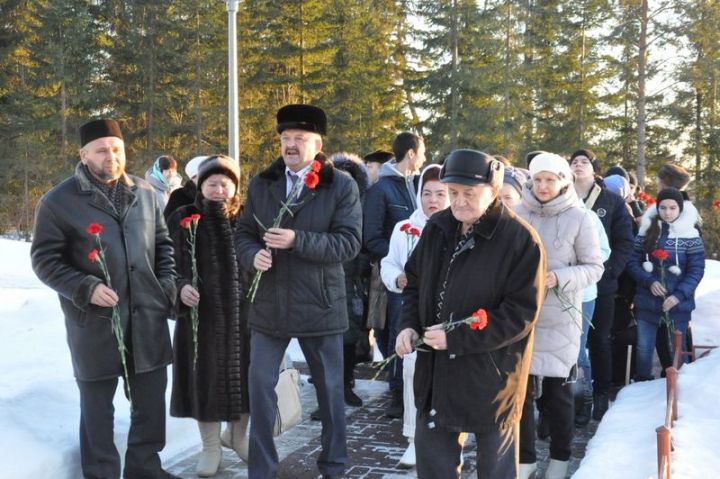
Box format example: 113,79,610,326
1,238,719,479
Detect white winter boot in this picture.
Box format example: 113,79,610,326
196,421,222,477
398,438,416,468
519,462,537,479
544,459,569,479
220,414,250,462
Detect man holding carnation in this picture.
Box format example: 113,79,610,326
30,119,178,479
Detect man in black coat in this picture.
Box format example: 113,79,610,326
396,150,545,479
31,119,178,479
235,105,362,479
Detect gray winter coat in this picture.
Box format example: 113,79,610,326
31,163,177,381
235,154,362,337
514,183,604,378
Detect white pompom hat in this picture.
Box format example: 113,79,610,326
528,152,574,186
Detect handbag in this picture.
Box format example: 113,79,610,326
273,367,302,436
366,262,387,330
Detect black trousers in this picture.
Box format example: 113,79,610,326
520,375,574,463
415,412,519,479
588,293,614,395
76,367,168,479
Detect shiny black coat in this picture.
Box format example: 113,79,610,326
31,163,176,381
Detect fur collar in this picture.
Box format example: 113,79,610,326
258,153,334,187
639,201,700,238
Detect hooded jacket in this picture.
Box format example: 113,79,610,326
400,200,545,433
515,183,604,378
235,154,362,337
31,162,176,381
381,164,443,293
363,161,418,259
626,202,705,321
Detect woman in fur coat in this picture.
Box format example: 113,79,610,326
167,155,250,477
626,187,705,380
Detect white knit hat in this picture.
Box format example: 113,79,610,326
529,152,574,185
184,155,210,180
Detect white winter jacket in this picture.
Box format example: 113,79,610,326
515,183,605,378
381,164,443,293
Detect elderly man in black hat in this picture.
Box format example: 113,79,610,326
31,119,179,478
395,149,545,479
236,104,362,479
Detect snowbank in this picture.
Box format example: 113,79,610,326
574,260,720,478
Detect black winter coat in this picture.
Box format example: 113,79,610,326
400,200,545,433
167,200,249,421
583,181,635,295
31,163,176,381
164,180,197,221
235,154,362,337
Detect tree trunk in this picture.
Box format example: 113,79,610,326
503,0,512,151
450,0,459,149
636,0,648,188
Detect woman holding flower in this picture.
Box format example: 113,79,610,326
626,187,705,381
167,155,250,477
381,164,448,468
514,152,604,479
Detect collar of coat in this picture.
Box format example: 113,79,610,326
432,198,504,243
258,153,334,187
74,161,135,192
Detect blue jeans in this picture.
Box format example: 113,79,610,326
635,312,690,380
576,300,596,396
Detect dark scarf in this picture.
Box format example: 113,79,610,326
82,164,133,215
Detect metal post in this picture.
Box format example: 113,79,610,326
226,0,240,162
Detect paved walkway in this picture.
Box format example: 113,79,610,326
167,363,599,478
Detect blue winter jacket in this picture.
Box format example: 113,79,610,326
363,161,418,259
626,202,705,323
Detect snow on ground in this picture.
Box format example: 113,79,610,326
2,236,719,479
573,260,720,479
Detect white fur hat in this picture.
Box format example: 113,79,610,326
529,152,574,185
184,155,210,180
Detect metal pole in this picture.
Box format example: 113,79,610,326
226,0,239,162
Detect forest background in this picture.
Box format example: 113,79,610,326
1,0,719,255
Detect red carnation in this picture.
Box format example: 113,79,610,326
651,249,669,261
86,223,103,235
87,249,99,262
713,199,720,209
179,217,192,229
408,227,421,237
400,223,411,232
304,171,320,189
469,308,488,330
310,160,321,173
190,213,201,221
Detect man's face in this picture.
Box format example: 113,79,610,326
80,136,126,182
406,140,426,171
570,155,594,181
280,129,322,171
366,162,381,183
447,182,497,224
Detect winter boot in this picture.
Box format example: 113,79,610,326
519,462,537,479
575,393,593,427
344,385,363,407
397,438,416,469
592,392,609,421
544,459,569,479
196,421,222,477
220,414,250,462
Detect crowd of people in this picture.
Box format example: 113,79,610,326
29,105,706,479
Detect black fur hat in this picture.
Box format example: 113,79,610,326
79,119,124,147
363,150,394,164
276,104,327,136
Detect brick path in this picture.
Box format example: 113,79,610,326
167,363,600,478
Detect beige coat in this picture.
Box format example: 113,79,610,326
514,183,604,378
